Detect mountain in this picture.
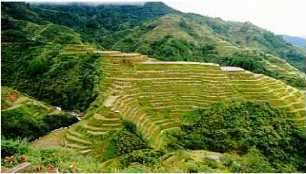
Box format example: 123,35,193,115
1,2,305,111
1,2,306,172
111,14,306,87
282,35,306,49
15,2,306,71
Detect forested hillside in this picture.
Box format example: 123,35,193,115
1,87,77,140
2,2,305,99
27,2,305,71
283,35,306,49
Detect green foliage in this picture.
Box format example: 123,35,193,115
219,53,268,74
120,149,163,168
2,44,101,111
173,100,306,172
28,56,48,75
1,108,78,140
149,35,194,60
1,138,104,172
122,119,137,133
42,114,78,131
1,138,29,159
2,108,48,140
106,126,148,159
115,131,147,155
238,148,273,172
223,148,273,172
1,88,78,140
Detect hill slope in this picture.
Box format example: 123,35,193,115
111,14,306,87
1,87,78,140
1,2,306,173
56,50,305,172
62,50,305,153
283,35,306,49
2,2,305,106
28,2,306,72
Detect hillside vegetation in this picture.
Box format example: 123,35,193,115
1,87,78,140
2,2,306,91
175,101,306,171
28,2,305,72
283,35,306,49
2,43,101,111
59,51,305,172
1,2,306,173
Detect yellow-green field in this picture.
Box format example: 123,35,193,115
61,50,305,154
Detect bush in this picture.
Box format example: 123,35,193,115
120,149,163,168
1,139,29,159
106,126,148,158
1,108,48,140
1,108,78,140
239,148,273,172
115,131,147,155
1,139,104,172
173,100,306,172
28,56,49,75
42,113,78,130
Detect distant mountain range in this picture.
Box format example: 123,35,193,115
282,35,306,49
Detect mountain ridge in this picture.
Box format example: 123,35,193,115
282,35,306,49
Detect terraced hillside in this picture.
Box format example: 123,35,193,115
63,51,306,154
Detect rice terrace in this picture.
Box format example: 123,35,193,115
1,1,306,173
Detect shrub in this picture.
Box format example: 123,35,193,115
42,113,78,130
1,108,48,140
1,108,78,140
107,127,148,157
1,139,104,172
223,148,273,172
1,139,29,159
120,149,163,168
173,100,306,172
28,56,49,75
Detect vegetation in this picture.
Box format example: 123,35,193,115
282,35,306,49
1,2,306,173
2,43,101,111
2,2,305,75
1,139,105,172
1,87,78,140
95,122,149,160
172,101,306,172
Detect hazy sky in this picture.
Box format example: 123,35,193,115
22,0,306,37
165,0,306,37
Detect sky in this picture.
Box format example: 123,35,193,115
17,0,306,38
165,0,306,38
